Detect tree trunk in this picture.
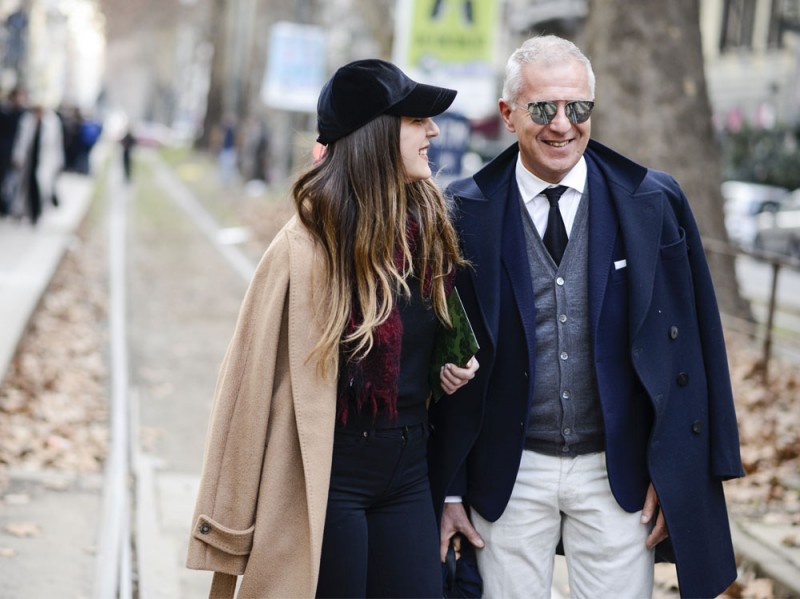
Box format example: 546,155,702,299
197,0,228,149
584,0,751,321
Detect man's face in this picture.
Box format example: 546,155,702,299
499,59,592,184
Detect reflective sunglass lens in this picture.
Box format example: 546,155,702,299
526,101,594,125
527,102,556,125
567,101,594,123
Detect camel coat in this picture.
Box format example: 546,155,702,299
186,216,338,598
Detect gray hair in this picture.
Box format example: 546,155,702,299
502,35,596,107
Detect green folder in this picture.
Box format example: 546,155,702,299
429,287,480,403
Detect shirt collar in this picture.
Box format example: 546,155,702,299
515,154,587,203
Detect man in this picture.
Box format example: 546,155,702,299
0,87,26,215
428,35,744,598
12,103,64,224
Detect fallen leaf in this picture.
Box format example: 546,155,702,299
4,522,41,538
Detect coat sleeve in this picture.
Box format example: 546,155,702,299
186,229,292,575
673,180,745,480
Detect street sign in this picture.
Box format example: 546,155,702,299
261,22,326,113
393,0,500,119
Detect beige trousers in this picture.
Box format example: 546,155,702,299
472,451,655,599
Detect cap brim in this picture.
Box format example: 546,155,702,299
386,83,457,118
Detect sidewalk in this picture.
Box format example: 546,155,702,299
0,173,94,384
0,172,100,599
731,518,800,597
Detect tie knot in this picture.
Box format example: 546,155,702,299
543,185,568,206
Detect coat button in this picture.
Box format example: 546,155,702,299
676,372,689,387
200,523,211,534
669,326,679,340
691,420,703,434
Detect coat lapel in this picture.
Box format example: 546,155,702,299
614,189,663,340
463,145,535,352
584,141,664,341
500,180,536,353
586,155,619,337
285,226,337,567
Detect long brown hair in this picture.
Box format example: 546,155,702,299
293,114,467,373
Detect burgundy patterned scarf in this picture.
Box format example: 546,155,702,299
336,220,452,424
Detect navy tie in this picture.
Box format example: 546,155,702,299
542,185,569,265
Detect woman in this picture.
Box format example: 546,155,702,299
11,104,64,224
186,59,479,598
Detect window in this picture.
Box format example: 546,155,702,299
720,0,758,51
768,0,800,48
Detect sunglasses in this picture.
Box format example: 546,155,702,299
526,100,595,125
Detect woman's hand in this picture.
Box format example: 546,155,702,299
439,356,479,395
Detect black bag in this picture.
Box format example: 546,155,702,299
442,540,482,598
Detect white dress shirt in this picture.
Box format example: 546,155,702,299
515,155,587,239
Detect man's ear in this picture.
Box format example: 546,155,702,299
498,99,516,133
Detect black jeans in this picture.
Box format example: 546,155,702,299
316,422,441,598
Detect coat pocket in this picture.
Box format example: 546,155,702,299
192,514,255,556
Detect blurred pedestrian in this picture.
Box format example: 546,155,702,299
60,107,101,175
429,35,744,599
59,104,82,172
120,129,136,182
240,115,271,184
0,87,26,216
77,114,102,173
11,103,64,224
186,59,478,598
213,113,239,186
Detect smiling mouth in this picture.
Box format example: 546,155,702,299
544,140,570,148
419,147,429,156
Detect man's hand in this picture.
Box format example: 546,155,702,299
641,483,668,549
440,501,485,562
440,357,479,395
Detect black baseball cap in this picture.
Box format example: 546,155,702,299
316,59,457,145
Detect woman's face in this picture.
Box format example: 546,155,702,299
399,116,441,182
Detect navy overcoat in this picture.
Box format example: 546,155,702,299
428,139,744,598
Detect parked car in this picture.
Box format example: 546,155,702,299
753,191,800,258
721,180,790,247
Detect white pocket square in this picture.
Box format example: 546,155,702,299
614,259,627,270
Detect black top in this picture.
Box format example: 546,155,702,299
341,276,438,430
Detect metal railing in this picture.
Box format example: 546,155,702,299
703,237,800,382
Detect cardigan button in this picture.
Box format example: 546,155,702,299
691,420,703,434
200,523,211,534
676,372,689,387
669,326,679,340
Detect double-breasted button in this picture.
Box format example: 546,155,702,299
676,372,689,387
669,326,679,340
200,523,211,534
691,420,703,434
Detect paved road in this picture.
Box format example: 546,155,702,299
125,149,254,598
